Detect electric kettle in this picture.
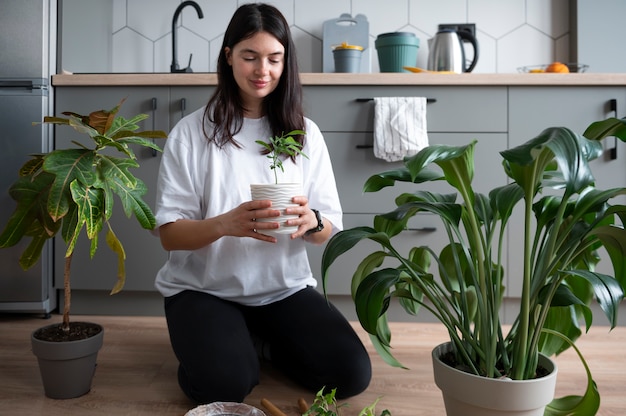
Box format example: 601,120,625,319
427,29,479,73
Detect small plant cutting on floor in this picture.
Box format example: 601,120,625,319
302,387,391,416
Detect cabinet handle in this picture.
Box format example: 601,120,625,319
406,227,437,232
609,99,618,160
356,98,437,103
150,97,158,157
180,97,186,118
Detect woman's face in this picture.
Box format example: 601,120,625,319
225,31,285,118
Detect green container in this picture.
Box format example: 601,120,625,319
375,32,420,72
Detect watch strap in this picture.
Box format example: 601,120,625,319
305,209,324,236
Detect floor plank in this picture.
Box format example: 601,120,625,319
0,314,624,415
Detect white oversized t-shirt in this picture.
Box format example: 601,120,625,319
153,107,342,306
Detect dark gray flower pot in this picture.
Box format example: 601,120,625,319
31,322,104,399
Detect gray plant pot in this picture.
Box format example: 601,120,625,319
31,322,104,399
432,342,558,416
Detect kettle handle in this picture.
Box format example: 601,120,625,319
457,30,479,72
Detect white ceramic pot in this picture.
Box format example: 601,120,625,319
250,183,302,235
432,342,558,416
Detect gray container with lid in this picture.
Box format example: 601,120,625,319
323,13,370,73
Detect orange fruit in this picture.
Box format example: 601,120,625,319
545,62,569,73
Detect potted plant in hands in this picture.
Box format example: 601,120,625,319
321,116,626,415
251,130,307,234
0,98,167,399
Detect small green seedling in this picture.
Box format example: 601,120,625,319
302,387,391,416
255,129,307,184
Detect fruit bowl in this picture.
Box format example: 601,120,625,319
517,63,589,73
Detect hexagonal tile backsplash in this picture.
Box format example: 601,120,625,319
108,0,570,74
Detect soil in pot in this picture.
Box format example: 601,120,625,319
439,350,552,379
33,322,102,342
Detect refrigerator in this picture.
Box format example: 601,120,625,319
0,0,57,314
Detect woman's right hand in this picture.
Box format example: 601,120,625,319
159,199,282,251
218,199,281,242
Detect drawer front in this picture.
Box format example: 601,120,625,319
308,213,451,295
325,132,509,213
304,85,508,133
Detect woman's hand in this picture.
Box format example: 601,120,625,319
219,199,281,242
159,200,281,250
285,196,332,244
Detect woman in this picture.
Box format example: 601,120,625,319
154,3,371,405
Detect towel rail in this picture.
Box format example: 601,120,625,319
355,97,436,103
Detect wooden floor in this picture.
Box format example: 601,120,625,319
1,314,625,416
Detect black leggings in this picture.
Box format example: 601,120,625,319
164,287,372,404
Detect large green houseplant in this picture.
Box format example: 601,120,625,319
321,116,626,415
0,99,166,398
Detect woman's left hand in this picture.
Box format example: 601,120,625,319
285,196,331,244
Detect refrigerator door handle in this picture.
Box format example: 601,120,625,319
0,80,33,89
0,80,47,90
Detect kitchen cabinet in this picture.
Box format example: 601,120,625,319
304,85,509,295
169,86,214,127
52,79,626,317
507,86,626,296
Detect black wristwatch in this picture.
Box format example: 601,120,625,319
305,209,324,236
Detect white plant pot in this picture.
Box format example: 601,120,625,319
432,342,558,416
250,183,302,235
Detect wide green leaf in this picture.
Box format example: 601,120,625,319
405,141,476,182
0,173,55,248
544,329,600,416
354,268,402,335
321,227,386,295
351,251,387,299
583,117,626,142
43,149,95,221
363,168,442,193
502,127,602,195
591,225,626,290
563,270,624,329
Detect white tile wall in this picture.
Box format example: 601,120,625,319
110,0,571,74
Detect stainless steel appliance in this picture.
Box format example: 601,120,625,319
0,0,57,314
427,29,479,73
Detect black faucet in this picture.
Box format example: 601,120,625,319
171,1,204,73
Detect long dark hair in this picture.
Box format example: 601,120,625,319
203,3,304,152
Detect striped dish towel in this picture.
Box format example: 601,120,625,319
373,97,429,162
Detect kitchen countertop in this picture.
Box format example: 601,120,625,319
51,72,626,87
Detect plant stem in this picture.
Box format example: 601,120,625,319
62,254,72,332
512,171,538,379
